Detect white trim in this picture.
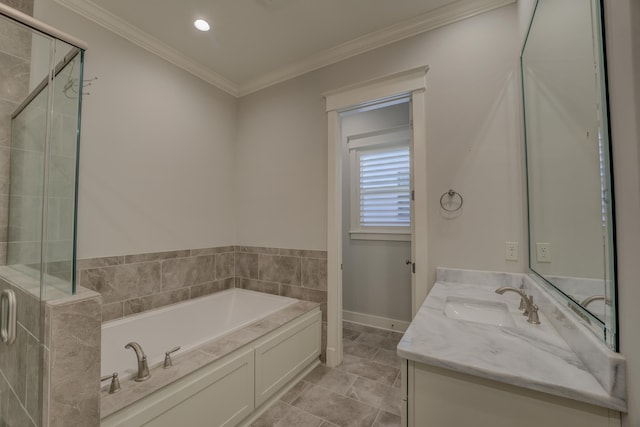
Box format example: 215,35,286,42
347,126,411,149
324,66,428,112
343,310,409,333
53,0,238,96
238,0,515,96
325,67,428,368
349,134,411,234
349,232,411,242
53,0,513,97
411,90,429,316
325,110,343,368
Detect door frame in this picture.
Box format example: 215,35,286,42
324,66,429,367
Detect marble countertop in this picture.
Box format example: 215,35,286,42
397,276,627,412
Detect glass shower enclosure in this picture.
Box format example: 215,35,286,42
0,4,85,425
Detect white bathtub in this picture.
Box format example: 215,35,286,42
101,288,297,380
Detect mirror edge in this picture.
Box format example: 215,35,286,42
520,0,619,351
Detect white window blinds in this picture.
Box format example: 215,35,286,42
348,125,411,241
358,146,410,227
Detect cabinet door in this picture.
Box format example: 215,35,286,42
409,362,620,427
254,310,321,407
104,349,254,427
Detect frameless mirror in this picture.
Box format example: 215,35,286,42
521,0,617,349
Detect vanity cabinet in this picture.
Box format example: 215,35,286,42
403,361,621,427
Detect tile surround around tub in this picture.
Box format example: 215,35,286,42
78,247,235,322
234,246,328,360
78,245,328,359
78,246,327,320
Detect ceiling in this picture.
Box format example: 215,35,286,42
53,0,513,96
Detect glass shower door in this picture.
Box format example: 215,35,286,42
0,7,84,425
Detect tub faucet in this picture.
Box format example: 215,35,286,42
125,342,151,381
495,287,540,325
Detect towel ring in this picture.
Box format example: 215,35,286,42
440,189,463,212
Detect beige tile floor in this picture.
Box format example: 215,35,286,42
251,321,404,427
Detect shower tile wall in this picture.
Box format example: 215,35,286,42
0,0,34,266
78,245,328,359
0,278,41,426
0,277,99,427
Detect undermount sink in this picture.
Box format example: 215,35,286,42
443,296,516,328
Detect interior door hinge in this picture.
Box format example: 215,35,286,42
412,263,416,274
411,190,415,201
340,263,343,270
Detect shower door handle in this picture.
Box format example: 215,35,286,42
0,289,17,345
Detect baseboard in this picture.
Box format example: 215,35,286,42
325,346,340,368
343,310,409,333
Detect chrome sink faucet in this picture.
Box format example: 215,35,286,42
125,342,151,381
495,287,540,325
580,295,606,307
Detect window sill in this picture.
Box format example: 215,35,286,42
349,231,411,242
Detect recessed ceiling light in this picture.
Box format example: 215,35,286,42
194,19,210,32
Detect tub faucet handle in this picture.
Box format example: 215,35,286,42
100,372,121,394
163,346,181,368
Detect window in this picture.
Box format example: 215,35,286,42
349,126,411,241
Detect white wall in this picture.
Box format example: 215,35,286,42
237,4,525,287
518,0,536,44
34,0,238,259
602,0,640,424
341,103,412,322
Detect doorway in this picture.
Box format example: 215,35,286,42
324,67,428,367
340,99,413,331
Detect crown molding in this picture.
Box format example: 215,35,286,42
54,0,514,98
53,0,240,96
237,0,515,96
